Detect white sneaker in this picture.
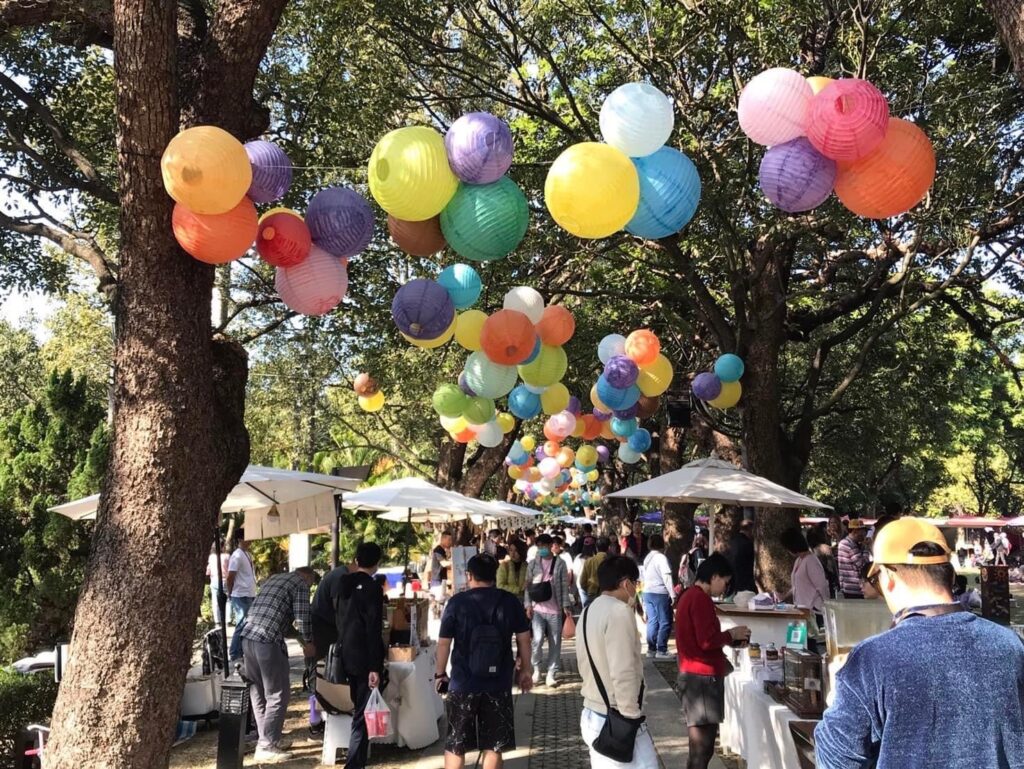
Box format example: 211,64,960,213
532,668,541,685
655,651,675,661
546,671,558,687
253,744,290,762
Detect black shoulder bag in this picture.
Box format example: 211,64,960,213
581,603,646,763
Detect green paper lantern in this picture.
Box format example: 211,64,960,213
440,177,529,262
464,351,518,398
463,396,496,425
518,344,568,388
433,383,469,418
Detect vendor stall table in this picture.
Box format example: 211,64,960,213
737,681,810,769
716,604,811,650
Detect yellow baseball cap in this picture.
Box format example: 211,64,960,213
867,518,950,577
847,518,867,530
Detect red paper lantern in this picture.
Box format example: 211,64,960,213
257,210,312,267
806,79,889,162
535,305,576,346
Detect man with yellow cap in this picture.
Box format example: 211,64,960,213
815,518,1024,769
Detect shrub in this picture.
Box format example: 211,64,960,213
0,669,58,769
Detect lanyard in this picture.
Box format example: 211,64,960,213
891,602,964,627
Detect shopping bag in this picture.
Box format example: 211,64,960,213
562,612,576,640
364,687,393,739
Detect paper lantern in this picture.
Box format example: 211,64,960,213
613,404,639,420
596,375,641,411
624,330,660,367
598,334,627,364
557,447,576,468
275,245,348,316
541,383,571,415
628,428,652,453
453,427,476,443
388,215,446,256
480,309,536,365
549,411,577,439
477,421,504,448
518,344,568,388
581,415,602,440
509,385,542,420
463,396,496,425
577,445,598,467
359,391,385,412
758,138,836,213
433,384,469,418
636,395,660,419
437,264,482,310
161,126,252,214
521,337,542,365
543,440,560,457
611,417,637,438
524,383,547,395
353,373,378,396
536,305,575,346
637,353,674,397
256,209,311,267
692,372,723,401
708,381,742,409
503,286,545,324
714,354,745,383
834,118,936,219
596,445,611,464
618,445,641,464
604,355,640,389
807,76,833,95
521,435,536,451
626,147,702,238
497,412,516,433
571,418,586,438
455,310,487,351
391,279,455,340
440,177,529,261
539,457,562,480
567,396,582,416
599,82,675,158
402,315,456,349
544,142,640,239
245,140,292,203
172,198,257,264
306,187,374,258
464,351,517,398
737,68,813,147
806,79,889,162
444,112,514,184
368,126,458,220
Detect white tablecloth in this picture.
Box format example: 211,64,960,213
723,681,804,769
378,643,444,749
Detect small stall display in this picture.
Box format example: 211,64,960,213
981,565,1011,625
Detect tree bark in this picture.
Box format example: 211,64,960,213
658,419,695,572
987,0,1024,85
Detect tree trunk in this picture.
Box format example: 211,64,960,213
988,0,1024,84
658,419,694,572
457,434,517,498
436,438,468,489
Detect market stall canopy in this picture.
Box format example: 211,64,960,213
343,477,498,522
944,516,1008,528
485,500,541,517
607,457,831,510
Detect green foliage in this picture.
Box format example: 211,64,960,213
0,669,58,769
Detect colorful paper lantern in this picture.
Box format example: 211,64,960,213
541,383,571,415
834,118,935,219
596,375,641,411
535,305,576,346
402,316,456,349
557,446,576,468
521,337,542,365
503,286,545,324
737,68,813,147
618,445,641,464
613,404,639,420
444,112,514,185
275,245,348,316
628,428,652,453
358,391,385,412
549,411,577,439
353,373,379,396
806,79,889,162
544,142,640,239
476,421,504,448
626,147,702,238
692,372,723,401
598,334,627,364
518,344,568,388
256,209,311,267
391,278,455,340
596,445,611,464
161,126,252,215
758,138,836,213
604,355,640,389
433,383,469,418
509,385,542,420
387,215,446,256
480,309,536,365
611,417,638,438
714,354,745,383
599,82,675,158
539,457,562,479
437,264,482,310
455,310,487,351
440,177,529,261
368,126,458,220
172,198,257,264
708,380,742,409
521,435,537,451
577,445,598,467
496,412,516,433
306,187,374,258
581,415,602,440
624,330,660,367
244,140,292,203
463,395,496,425
464,351,517,398
637,353,673,397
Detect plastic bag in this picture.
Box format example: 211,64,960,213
364,687,393,739
562,612,576,640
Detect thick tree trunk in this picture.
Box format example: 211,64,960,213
988,0,1024,84
658,420,694,572
436,438,468,489
457,434,518,498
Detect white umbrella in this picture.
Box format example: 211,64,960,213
485,500,541,517
606,457,831,509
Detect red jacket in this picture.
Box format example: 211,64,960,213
675,586,732,677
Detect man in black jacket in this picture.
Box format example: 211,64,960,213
311,560,350,659
726,519,757,593
339,542,386,769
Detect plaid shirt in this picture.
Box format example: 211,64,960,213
239,571,312,645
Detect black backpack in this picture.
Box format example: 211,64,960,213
468,597,505,679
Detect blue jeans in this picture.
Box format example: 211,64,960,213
229,596,255,661
643,592,672,654
531,610,563,675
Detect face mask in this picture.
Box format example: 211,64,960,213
537,547,551,558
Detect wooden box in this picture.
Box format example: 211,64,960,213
782,648,825,718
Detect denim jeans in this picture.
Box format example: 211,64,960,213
642,592,672,654
228,596,255,661
531,610,563,675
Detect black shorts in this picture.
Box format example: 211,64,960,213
444,690,516,755
677,673,725,726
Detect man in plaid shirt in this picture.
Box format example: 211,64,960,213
240,566,319,762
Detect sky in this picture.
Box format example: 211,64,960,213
1,289,57,340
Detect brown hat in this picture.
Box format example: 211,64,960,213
847,518,867,530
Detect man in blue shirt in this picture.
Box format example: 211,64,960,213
816,518,1024,769
435,553,533,769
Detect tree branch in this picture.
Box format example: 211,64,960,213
0,0,113,46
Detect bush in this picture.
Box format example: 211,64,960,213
0,669,58,769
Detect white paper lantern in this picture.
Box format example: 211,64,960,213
598,334,627,364
599,82,675,158
503,286,545,324
618,444,642,464
477,421,504,447
275,245,348,316
737,68,813,147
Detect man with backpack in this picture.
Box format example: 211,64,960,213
435,553,533,769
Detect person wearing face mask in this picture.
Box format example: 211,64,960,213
497,539,528,601
675,554,751,769
524,533,572,687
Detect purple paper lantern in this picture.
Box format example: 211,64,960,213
604,355,640,389
245,140,293,203
592,408,612,422
535,447,548,462
613,404,639,420
306,187,375,258
444,112,514,185
391,279,455,340
567,396,582,416
758,137,836,213
692,372,723,401
458,371,477,397
596,445,611,464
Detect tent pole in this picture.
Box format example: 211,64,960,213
403,506,412,587
332,492,342,569
214,523,229,675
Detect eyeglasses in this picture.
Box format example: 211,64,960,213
861,572,880,590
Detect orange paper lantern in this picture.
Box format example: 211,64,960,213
354,373,379,396
172,198,258,264
581,414,602,440
624,329,660,367
807,76,833,95
834,118,935,219
544,440,561,457
535,305,576,346
480,309,537,365
387,215,447,256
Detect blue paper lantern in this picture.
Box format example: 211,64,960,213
437,263,482,310
714,354,745,383
596,375,641,411
618,445,642,464
611,417,638,438
628,428,652,453
509,384,542,420
626,147,701,239
306,187,374,258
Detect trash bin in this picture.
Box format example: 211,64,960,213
216,676,250,769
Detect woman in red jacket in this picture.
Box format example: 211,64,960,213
675,553,751,769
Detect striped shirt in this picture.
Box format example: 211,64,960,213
837,536,868,597
239,571,312,645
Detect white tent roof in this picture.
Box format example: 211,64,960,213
607,458,831,510
343,477,503,524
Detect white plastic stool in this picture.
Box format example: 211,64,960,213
322,713,372,766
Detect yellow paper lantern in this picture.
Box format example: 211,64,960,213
368,126,459,221
358,391,386,412
440,414,461,432
590,384,610,413
544,142,640,239
161,126,252,215
637,353,674,397
402,315,456,349
571,420,586,438
496,412,516,434
541,382,571,415
708,381,742,409
521,435,536,452
258,206,302,224
526,467,542,483
455,310,488,351
587,469,599,482
508,465,523,480
806,76,834,95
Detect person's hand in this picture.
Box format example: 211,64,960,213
525,606,533,619
517,667,534,692
729,625,751,642
368,671,380,689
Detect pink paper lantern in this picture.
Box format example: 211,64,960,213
275,245,348,316
737,68,813,147
806,79,889,161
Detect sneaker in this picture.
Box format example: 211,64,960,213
532,669,541,685
646,651,656,659
655,651,675,661
253,744,290,763
244,730,259,743
546,671,558,687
